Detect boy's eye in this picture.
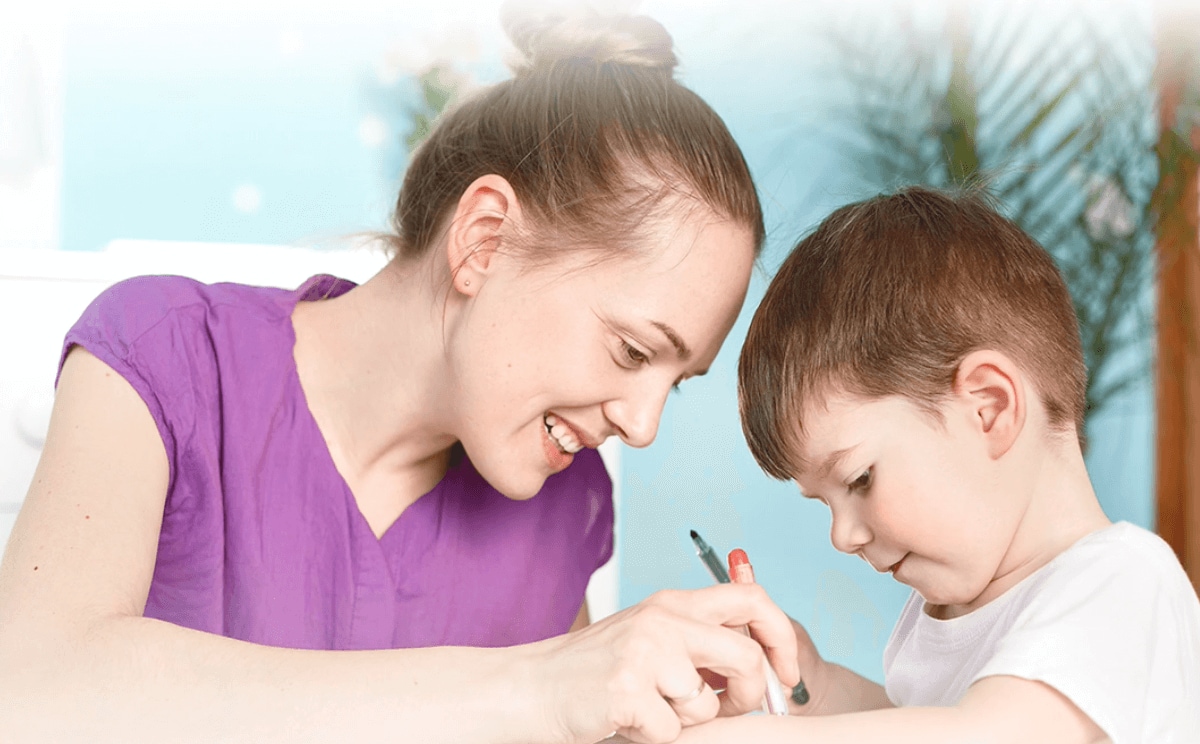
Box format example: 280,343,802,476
850,468,873,492
621,340,649,367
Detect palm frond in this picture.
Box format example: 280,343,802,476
817,0,1158,424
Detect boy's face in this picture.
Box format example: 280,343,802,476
791,392,1028,609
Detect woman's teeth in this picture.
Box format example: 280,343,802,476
544,414,583,454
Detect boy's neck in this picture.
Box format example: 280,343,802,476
930,435,1110,620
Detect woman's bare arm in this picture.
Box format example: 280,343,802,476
0,348,547,743
0,348,800,744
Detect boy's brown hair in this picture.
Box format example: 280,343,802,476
738,186,1087,480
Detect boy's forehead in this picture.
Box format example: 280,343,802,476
789,394,870,474
789,394,920,478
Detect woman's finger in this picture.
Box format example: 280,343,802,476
653,612,775,717
613,693,684,744
599,604,767,731
662,678,720,727
697,667,727,692
540,588,798,741
645,586,801,686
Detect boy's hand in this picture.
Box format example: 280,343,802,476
785,616,828,714
784,615,894,715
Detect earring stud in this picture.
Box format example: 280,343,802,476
464,279,471,287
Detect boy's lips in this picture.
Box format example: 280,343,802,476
864,552,909,574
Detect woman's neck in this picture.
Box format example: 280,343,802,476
291,257,460,527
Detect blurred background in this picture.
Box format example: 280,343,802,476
2,0,1198,683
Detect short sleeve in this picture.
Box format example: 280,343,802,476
57,276,208,492
974,534,1200,743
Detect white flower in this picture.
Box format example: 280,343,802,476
375,26,481,87
1084,175,1135,241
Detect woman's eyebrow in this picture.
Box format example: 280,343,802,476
650,320,691,360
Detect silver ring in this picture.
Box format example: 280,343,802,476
665,679,707,705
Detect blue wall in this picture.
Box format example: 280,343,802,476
57,0,1155,683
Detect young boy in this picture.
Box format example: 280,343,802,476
679,187,1200,743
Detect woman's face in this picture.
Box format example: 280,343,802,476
447,213,756,499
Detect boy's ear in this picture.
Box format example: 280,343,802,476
444,174,523,297
954,350,1025,460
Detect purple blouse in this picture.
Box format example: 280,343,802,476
59,274,614,650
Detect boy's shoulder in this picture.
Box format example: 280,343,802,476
1034,521,1191,596
994,522,1200,742
886,520,1200,738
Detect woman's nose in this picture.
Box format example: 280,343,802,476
602,383,671,449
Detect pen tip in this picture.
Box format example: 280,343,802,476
689,529,699,539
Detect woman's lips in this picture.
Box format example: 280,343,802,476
546,412,598,450
541,423,575,472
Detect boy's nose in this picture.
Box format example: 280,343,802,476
829,507,872,555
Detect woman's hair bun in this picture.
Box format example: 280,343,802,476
501,1,677,76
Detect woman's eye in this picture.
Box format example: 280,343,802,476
850,468,873,492
621,341,649,367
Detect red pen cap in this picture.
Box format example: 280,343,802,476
728,548,755,583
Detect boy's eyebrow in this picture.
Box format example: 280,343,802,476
814,446,856,480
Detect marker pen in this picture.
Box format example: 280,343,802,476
728,548,791,716
689,529,731,584
689,530,808,709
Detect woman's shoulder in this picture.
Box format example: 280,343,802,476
79,275,298,338
59,275,322,427
64,274,342,366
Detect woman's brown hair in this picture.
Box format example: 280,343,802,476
389,5,764,262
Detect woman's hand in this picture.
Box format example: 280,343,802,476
521,584,800,744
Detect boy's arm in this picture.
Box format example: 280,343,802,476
678,675,1109,744
785,617,893,715
798,661,893,715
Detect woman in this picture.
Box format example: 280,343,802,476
0,6,799,743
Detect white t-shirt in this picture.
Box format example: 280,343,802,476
883,522,1200,743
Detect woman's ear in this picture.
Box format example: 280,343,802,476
954,349,1026,460
444,174,523,297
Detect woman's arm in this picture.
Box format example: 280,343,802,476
0,348,537,742
673,675,1109,744
0,348,798,744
